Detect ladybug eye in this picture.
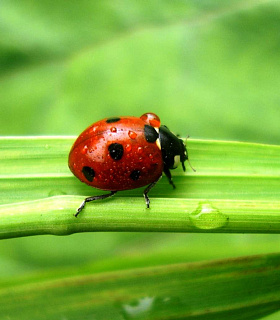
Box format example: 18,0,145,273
140,113,161,128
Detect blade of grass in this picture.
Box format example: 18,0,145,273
0,253,279,320
0,136,279,238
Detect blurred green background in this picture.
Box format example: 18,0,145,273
0,0,279,307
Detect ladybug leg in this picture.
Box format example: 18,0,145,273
75,191,117,217
143,175,162,209
163,167,176,189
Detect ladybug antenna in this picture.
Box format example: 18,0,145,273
188,158,196,172
185,135,196,172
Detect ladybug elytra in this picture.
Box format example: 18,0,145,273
69,113,193,216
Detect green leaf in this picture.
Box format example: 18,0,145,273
1,1,280,145
0,253,279,319
1,2,280,320
0,137,279,239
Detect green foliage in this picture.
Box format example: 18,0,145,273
1,0,280,319
1,1,280,144
0,137,280,239
0,254,280,320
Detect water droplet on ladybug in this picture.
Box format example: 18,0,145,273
125,144,132,152
81,145,88,154
137,147,143,154
128,131,137,139
140,113,161,128
90,126,98,133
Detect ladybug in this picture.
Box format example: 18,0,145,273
69,112,194,217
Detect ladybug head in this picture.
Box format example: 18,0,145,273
159,125,190,172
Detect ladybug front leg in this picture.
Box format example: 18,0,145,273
75,191,117,217
143,175,162,209
163,166,176,189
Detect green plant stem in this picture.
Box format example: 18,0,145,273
0,197,280,239
0,137,280,239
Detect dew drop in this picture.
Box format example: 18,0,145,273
125,144,132,152
81,145,88,154
90,126,98,134
121,297,154,319
110,127,117,133
128,130,137,139
140,113,161,127
137,146,143,154
190,202,228,230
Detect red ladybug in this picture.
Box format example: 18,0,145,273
69,112,193,216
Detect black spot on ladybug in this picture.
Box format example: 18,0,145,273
144,125,159,143
106,117,121,123
130,170,141,181
82,166,95,182
108,143,124,160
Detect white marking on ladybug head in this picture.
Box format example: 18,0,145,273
156,138,161,150
173,155,180,168
153,127,161,149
